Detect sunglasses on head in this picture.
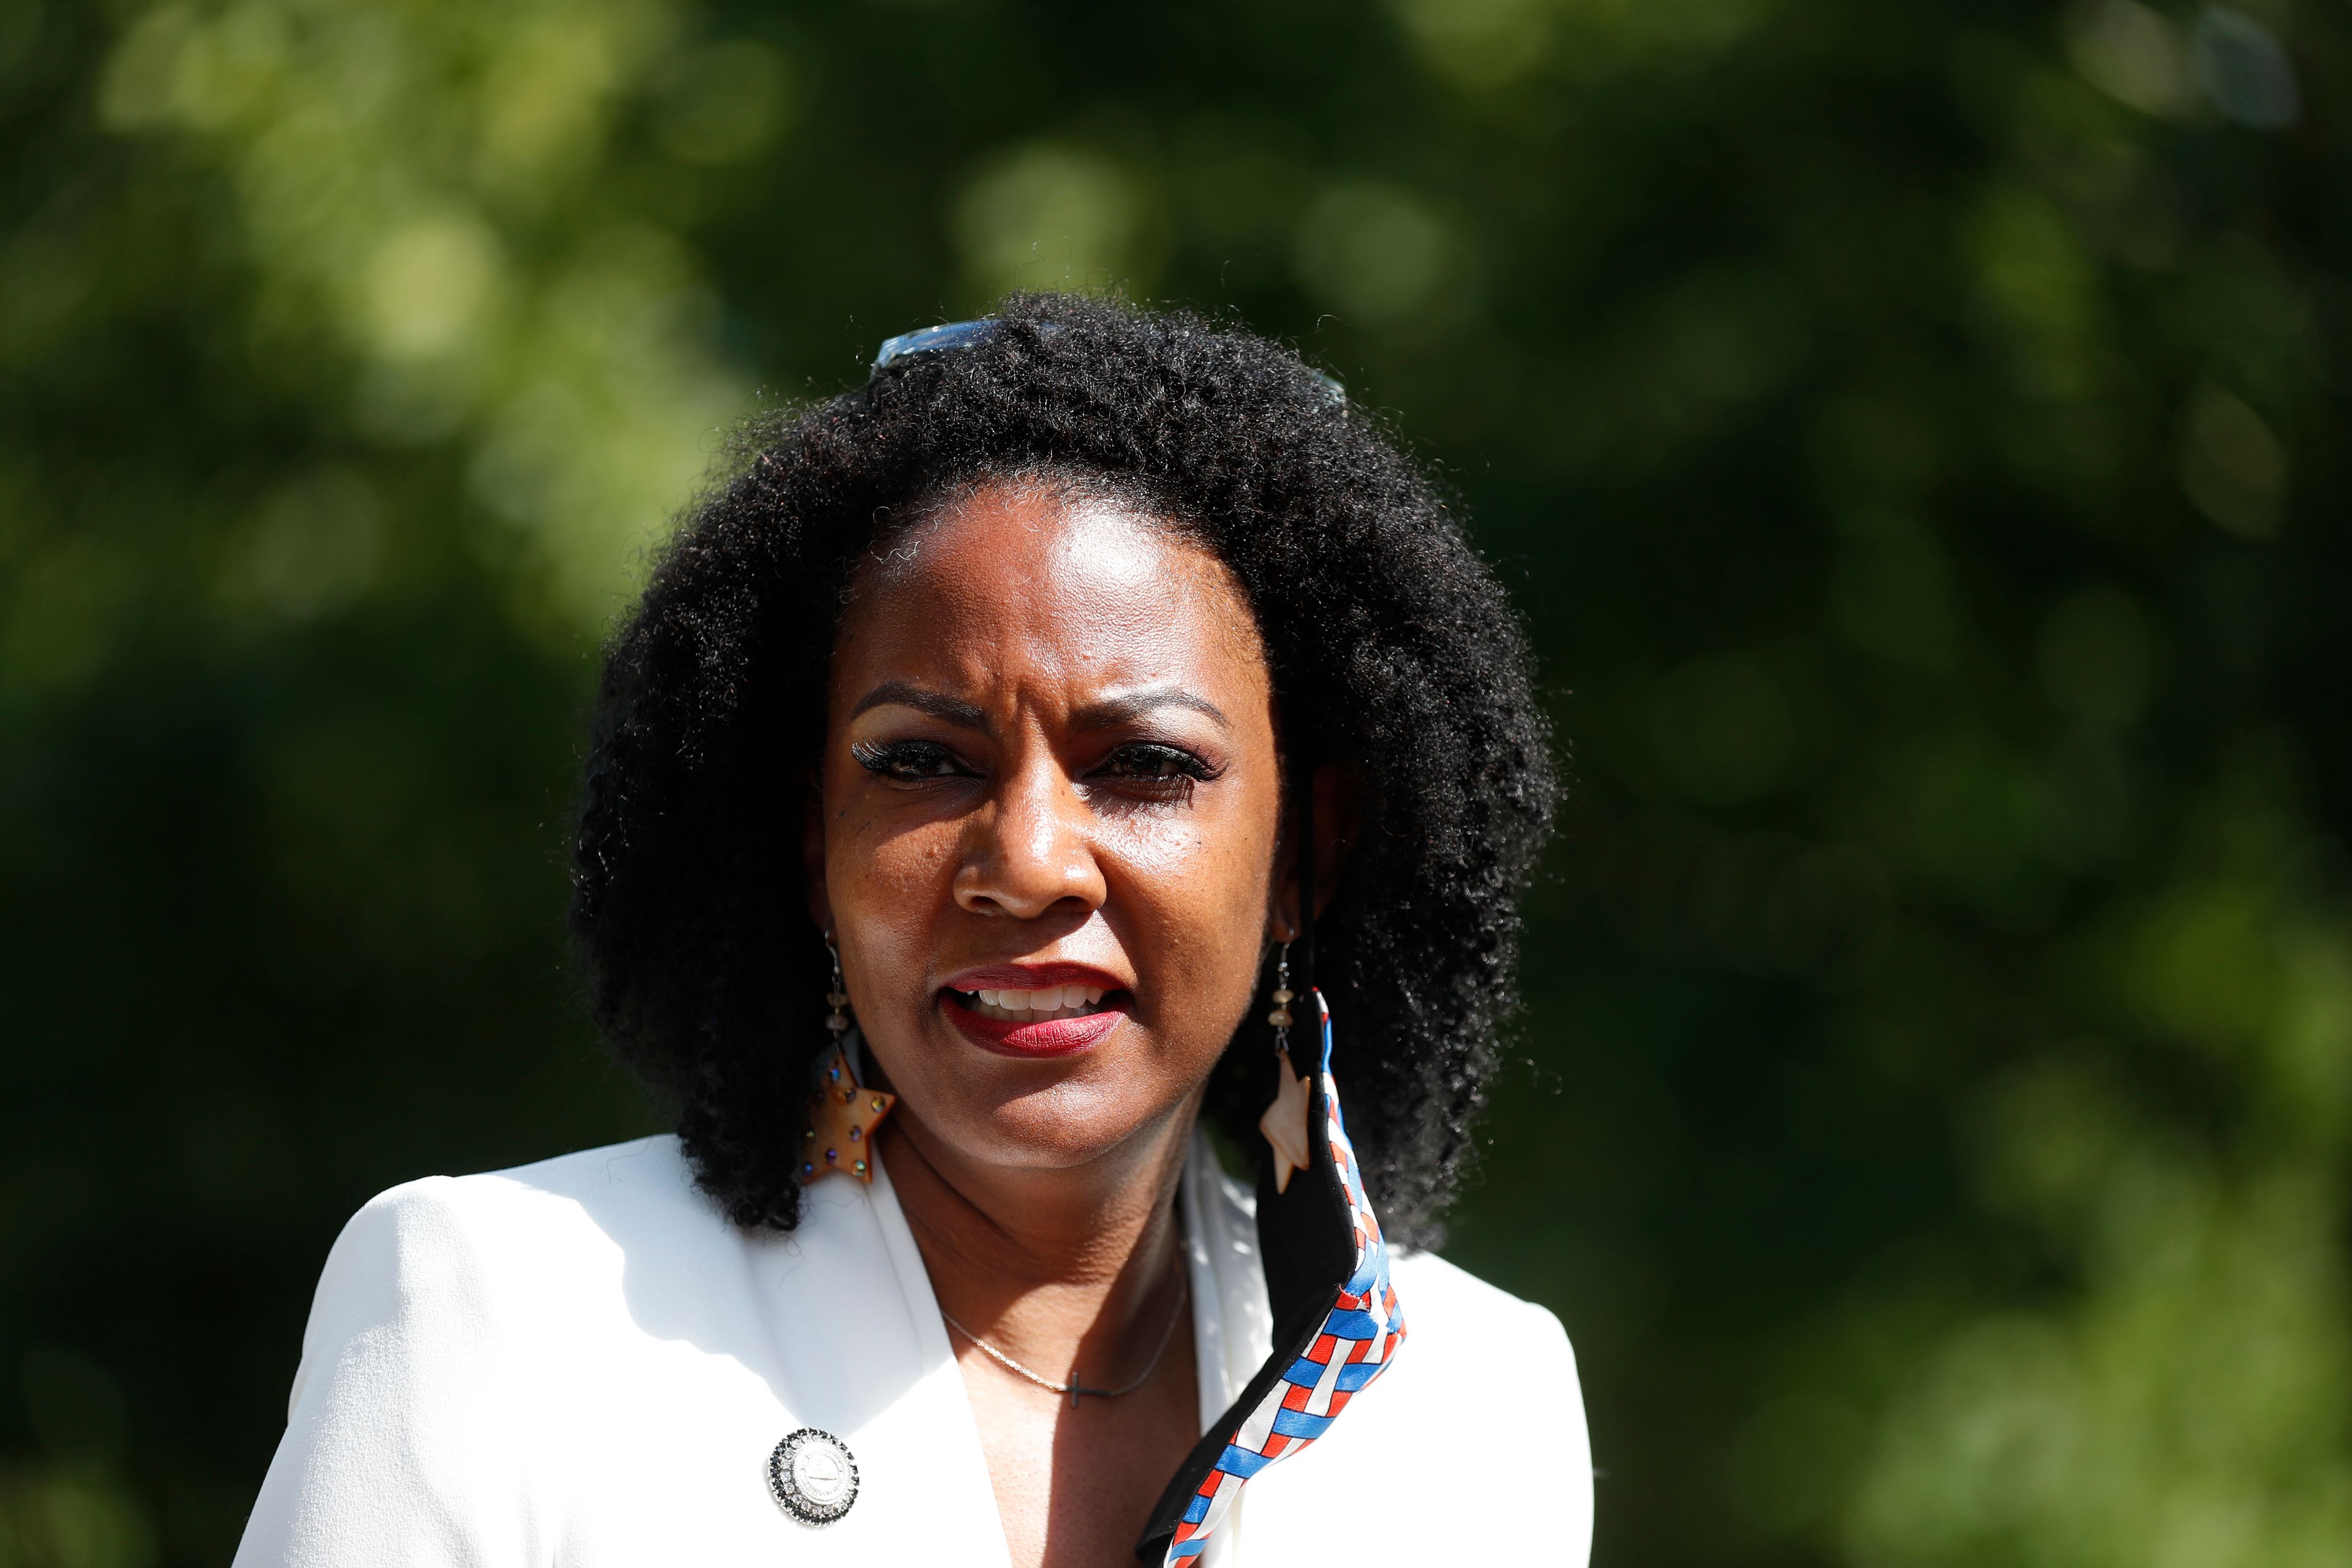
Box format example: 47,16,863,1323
870,317,1347,406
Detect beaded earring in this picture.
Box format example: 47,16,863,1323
824,943,851,1036
1257,942,1313,1193
801,939,895,1185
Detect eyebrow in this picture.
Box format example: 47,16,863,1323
849,682,990,729
846,681,1231,733
1074,685,1232,733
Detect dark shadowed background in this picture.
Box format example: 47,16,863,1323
3,1,2348,1563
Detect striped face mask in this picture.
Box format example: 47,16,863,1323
1137,989,1407,1567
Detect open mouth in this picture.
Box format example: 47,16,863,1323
949,984,1112,1023
937,972,1130,1057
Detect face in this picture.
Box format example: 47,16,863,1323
810,480,1286,1176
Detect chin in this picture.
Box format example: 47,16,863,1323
916,1058,1188,1173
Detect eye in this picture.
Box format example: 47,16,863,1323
851,739,971,782
1095,744,1219,785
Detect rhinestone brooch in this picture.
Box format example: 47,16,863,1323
767,1428,859,1526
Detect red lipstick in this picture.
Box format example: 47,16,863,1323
940,995,1126,1057
938,962,1131,1059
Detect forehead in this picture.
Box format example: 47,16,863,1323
831,481,1269,706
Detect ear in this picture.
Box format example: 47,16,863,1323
802,768,834,938
1268,761,1357,943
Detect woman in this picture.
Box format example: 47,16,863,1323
234,295,1593,1566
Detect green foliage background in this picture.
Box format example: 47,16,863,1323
2,0,2346,1562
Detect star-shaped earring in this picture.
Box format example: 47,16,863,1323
1259,1060,1314,1194
801,1046,895,1184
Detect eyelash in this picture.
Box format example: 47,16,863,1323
849,740,1221,794
850,740,966,781
1096,743,1219,786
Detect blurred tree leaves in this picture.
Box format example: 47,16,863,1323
2,1,2347,1565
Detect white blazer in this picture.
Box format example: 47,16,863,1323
233,1133,1594,1566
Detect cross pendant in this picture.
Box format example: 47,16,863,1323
1066,1377,1110,1408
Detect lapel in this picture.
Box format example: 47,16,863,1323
771,1128,1308,1568
758,1156,1012,1566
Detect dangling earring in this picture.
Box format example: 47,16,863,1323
1267,945,1295,1033
824,943,852,1036
802,938,895,1185
1257,941,1313,1193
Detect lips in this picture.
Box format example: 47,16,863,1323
938,962,1130,1058
939,992,1127,1057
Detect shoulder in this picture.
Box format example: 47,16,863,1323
1382,1247,1585,1432
1245,1246,1594,1562
238,1139,792,1566
341,1134,710,1243
326,1136,716,1275
1389,1247,1577,1364
292,1137,726,1396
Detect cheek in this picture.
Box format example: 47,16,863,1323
823,788,960,962
1132,827,1254,913
1100,810,1212,882
1107,794,1280,995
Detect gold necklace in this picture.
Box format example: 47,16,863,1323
939,1277,1190,1409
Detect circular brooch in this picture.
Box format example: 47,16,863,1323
767,1428,859,1525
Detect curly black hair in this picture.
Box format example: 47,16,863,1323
571,293,1555,1246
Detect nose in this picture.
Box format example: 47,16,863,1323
952,742,1106,921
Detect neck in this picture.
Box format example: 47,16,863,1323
880,1098,1198,1373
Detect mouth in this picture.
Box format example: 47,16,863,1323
959,982,1114,1023
938,966,1131,1058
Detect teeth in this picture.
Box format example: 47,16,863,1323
957,984,1115,1023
